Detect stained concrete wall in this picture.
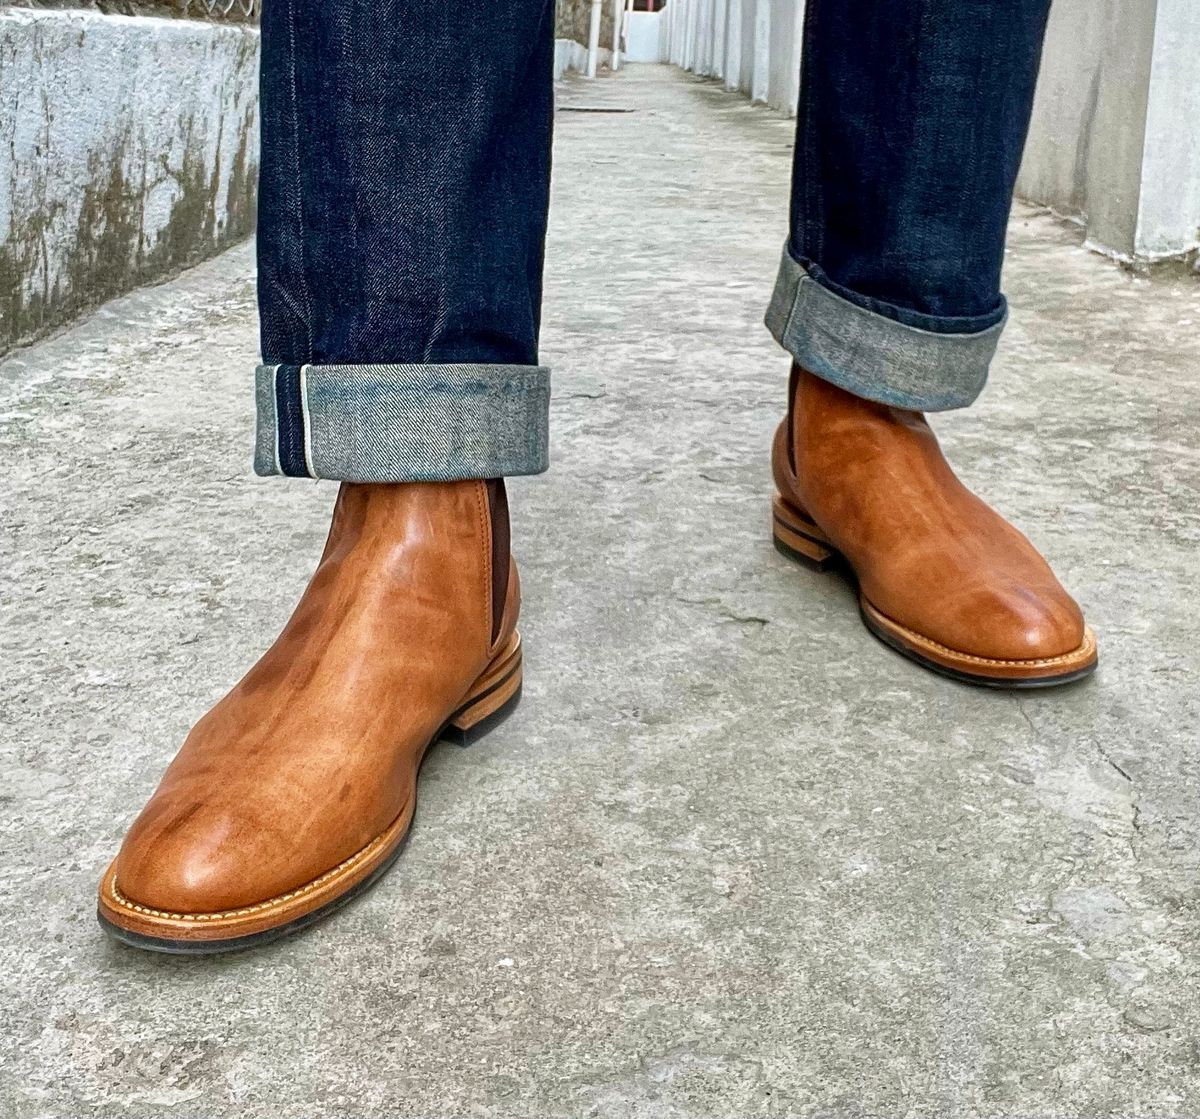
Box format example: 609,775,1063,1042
554,38,612,80
0,0,617,357
1132,0,1200,262
556,0,615,55
7,0,258,22
0,8,259,355
1015,0,1200,265
660,0,1200,267
555,0,615,77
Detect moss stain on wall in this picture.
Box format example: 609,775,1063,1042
0,18,260,356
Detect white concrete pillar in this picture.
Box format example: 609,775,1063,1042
684,0,698,71
1133,0,1200,261
750,0,770,104
738,0,756,91
585,0,603,77
712,0,728,80
725,0,743,91
1017,0,1200,264
766,0,803,113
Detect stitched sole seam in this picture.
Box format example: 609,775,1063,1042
107,822,399,923
773,494,1096,671
105,635,523,926
863,600,1097,669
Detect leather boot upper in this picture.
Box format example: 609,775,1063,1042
114,480,515,914
773,366,1086,661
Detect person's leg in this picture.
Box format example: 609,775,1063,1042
98,0,554,952
255,0,553,482
768,0,1097,686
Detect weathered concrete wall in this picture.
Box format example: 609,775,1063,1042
554,38,612,80
1012,0,1200,265
0,8,259,355
8,0,258,23
1015,0,1150,256
556,0,615,57
1134,0,1200,263
555,0,617,77
661,0,1200,267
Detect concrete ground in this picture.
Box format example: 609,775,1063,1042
2,65,1199,1118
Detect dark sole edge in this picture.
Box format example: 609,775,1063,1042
97,831,414,956
439,667,523,747
771,531,842,572
98,681,523,957
858,606,1098,690
773,529,1097,691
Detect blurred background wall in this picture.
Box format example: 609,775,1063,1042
0,0,622,356
556,0,615,77
4,0,1194,358
660,0,1200,271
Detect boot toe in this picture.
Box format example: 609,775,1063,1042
114,800,293,915
961,581,1087,661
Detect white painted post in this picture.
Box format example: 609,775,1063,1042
725,0,743,90
586,0,603,77
684,0,697,70
611,0,623,69
751,0,770,103
712,0,728,80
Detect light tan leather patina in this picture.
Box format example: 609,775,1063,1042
98,480,521,948
772,366,1097,685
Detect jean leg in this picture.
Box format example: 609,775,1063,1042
255,0,555,480
766,0,1052,410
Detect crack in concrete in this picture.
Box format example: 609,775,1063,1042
675,595,768,627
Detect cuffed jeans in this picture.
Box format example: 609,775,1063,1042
254,0,1051,482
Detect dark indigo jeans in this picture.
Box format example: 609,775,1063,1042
254,0,1051,481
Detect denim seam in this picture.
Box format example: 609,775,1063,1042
255,363,551,482
765,245,1006,412
798,0,824,264
283,0,314,362
796,255,1008,335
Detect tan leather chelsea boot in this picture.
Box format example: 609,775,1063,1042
771,365,1097,687
98,479,522,952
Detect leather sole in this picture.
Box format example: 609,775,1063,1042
96,633,524,955
772,496,1098,689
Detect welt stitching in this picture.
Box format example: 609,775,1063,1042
109,828,393,922
776,503,1094,669
866,602,1096,667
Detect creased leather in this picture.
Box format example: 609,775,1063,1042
774,366,1086,661
112,480,512,914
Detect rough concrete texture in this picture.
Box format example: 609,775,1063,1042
0,9,259,355
7,0,258,24
2,65,1199,1117
554,37,613,81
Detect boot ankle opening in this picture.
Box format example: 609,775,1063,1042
485,478,510,642
786,363,801,466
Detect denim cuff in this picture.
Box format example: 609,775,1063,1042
254,363,550,481
765,247,1007,411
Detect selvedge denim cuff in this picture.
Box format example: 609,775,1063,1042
254,363,551,481
765,247,1007,412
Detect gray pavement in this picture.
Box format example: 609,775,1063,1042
2,65,1199,1118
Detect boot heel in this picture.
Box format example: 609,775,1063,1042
440,635,523,747
771,495,841,571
